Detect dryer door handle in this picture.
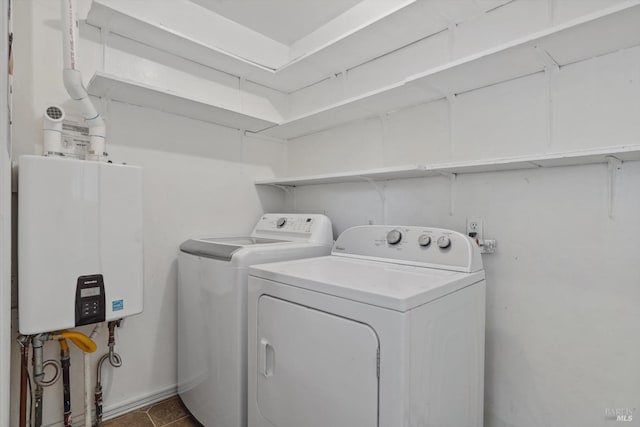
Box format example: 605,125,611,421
260,338,275,377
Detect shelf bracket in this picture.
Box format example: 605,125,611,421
447,94,457,159
436,9,457,60
548,0,556,25
244,131,286,144
341,70,349,98
259,183,294,194
428,0,458,59
535,47,559,149
98,96,111,122
606,156,622,219
440,172,457,216
534,46,560,71
360,177,387,224
378,114,389,161
411,79,445,101
239,128,246,162
238,77,247,112
99,26,111,72
259,183,297,211
447,22,457,61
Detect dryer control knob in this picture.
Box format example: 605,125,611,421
418,234,431,247
386,229,402,245
276,217,287,228
437,235,451,249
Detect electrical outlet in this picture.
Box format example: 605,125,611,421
466,218,497,254
466,217,483,242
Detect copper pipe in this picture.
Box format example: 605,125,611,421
19,337,29,427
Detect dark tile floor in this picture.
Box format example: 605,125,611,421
103,396,203,427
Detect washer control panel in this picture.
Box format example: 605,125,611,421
258,215,315,233
437,235,451,249
251,214,334,246
386,229,402,245
333,225,482,272
417,234,431,247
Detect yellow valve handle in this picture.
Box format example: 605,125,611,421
55,331,97,353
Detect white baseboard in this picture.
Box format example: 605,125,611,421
43,384,178,427
102,384,178,420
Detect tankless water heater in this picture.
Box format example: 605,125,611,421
18,155,144,335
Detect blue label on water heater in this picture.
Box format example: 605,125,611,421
112,299,124,311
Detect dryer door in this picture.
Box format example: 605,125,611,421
257,296,379,427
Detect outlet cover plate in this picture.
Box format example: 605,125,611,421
466,217,483,242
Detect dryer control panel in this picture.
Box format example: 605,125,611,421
332,225,482,272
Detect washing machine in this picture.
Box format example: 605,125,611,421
178,213,333,427
248,225,486,427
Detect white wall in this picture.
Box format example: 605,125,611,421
283,2,640,426
287,44,640,177
286,164,640,427
9,1,286,425
0,0,12,423
288,0,630,121
8,0,640,426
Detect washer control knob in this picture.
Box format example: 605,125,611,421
386,229,402,245
276,217,287,228
418,234,431,247
437,235,451,249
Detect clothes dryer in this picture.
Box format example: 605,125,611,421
248,225,485,427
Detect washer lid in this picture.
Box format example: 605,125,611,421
250,256,485,312
180,237,288,261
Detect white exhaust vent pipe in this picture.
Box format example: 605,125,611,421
61,0,106,160
43,105,65,156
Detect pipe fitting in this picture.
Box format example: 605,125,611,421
32,335,45,385
32,335,62,388
62,69,85,100
60,0,107,159
95,320,123,426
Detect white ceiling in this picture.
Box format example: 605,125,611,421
190,0,364,45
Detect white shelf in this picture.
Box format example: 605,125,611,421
85,0,433,93
87,72,279,132
257,1,640,139
256,165,428,186
255,145,640,186
86,1,640,138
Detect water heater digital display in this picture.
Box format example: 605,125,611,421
75,275,106,326
18,156,144,335
81,287,101,298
